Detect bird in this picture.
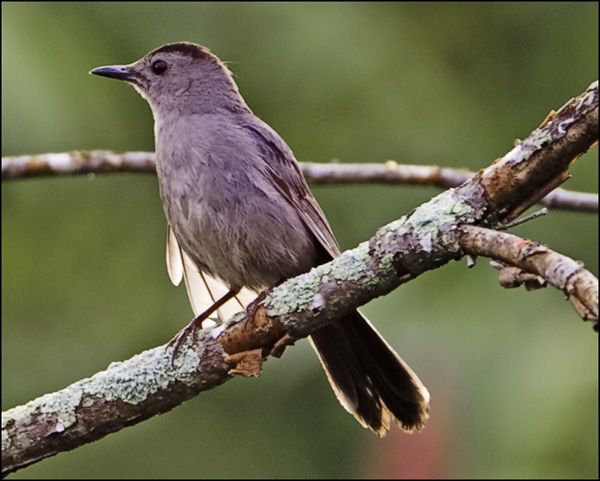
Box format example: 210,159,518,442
91,42,430,436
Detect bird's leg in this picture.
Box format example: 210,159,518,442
244,289,267,319
167,288,239,359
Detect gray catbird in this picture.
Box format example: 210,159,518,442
91,42,429,436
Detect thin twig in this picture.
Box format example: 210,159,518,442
2,152,597,213
458,225,598,325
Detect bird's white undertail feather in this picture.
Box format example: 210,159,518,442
166,226,257,320
166,226,184,286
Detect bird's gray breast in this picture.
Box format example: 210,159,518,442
154,114,318,290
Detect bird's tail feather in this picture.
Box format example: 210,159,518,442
309,310,430,436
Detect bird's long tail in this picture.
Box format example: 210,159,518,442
309,310,430,436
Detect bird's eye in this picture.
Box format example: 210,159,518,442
151,60,168,75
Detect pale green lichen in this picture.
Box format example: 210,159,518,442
2,383,83,438
371,188,476,265
331,242,371,283
86,348,168,404
85,342,202,404
2,343,203,436
2,383,84,451
379,252,395,270
1,339,213,453
264,267,323,315
264,240,379,316
407,189,461,235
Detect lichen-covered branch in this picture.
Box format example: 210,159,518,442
473,81,598,223
2,81,598,476
1,331,231,476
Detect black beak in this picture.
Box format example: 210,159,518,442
90,65,139,83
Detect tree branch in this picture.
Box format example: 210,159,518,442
2,155,597,213
458,225,598,324
2,81,598,476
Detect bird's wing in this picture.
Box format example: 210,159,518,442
243,122,341,259
166,226,256,320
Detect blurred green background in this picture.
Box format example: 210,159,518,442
2,2,598,479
